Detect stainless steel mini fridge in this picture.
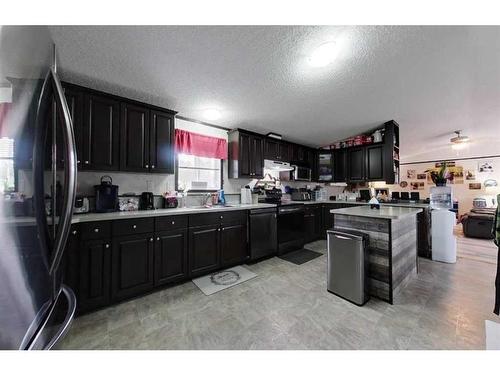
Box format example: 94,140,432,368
327,230,370,306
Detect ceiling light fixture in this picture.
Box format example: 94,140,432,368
308,41,338,67
203,108,221,121
450,130,469,144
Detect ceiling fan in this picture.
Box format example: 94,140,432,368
450,130,470,150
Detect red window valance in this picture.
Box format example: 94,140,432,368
175,129,227,160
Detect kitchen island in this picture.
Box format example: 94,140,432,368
330,205,423,304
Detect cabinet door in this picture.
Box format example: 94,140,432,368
317,151,334,182
304,213,315,243
63,226,81,297
279,142,292,162
365,144,384,181
220,223,247,267
189,225,220,277
79,239,111,312
112,234,154,301
264,138,280,160
239,133,251,177
154,229,188,286
333,149,347,182
83,94,120,170
150,109,175,174
313,206,323,239
64,86,85,168
348,147,365,181
120,103,150,172
250,136,264,178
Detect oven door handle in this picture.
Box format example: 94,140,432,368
279,208,304,214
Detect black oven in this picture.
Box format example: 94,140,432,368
277,204,305,254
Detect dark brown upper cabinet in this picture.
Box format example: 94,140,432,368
64,86,85,167
333,148,347,182
347,147,365,182
83,93,120,171
264,138,282,161
228,130,264,179
120,102,150,172
149,110,175,174
365,144,384,181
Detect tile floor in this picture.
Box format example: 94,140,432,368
57,239,500,350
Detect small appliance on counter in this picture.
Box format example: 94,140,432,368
140,192,155,210
241,186,252,204
291,190,312,201
164,195,178,208
73,196,90,214
118,194,140,211
94,175,119,213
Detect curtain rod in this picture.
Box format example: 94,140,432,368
176,115,231,132
401,154,500,166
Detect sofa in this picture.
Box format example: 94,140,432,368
461,208,496,239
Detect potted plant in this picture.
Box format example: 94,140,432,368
426,162,449,186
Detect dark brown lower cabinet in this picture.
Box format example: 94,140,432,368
79,239,112,312
111,233,154,302
154,229,188,286
220,223,247,267
304,205,323,242
189,225,220,277
63,227,81,297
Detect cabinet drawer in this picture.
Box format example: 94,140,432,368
80,221,112,240
189,210,247,227
221,210,247,226
155,215,188,232
112,218,154,236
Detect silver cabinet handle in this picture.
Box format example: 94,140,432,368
94,228,99,233
220,216,223,219
72,230,77,235
77,160,80,164
274,214,277,218
105,244,110,248
171,221,175,225
218,228,221,232
133,225,137,229
156,237,160,241
85,160,89,164
145,164,149,168
151,165,155,169
150,238,154,242
222,227,225,231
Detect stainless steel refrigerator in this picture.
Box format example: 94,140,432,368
0,26,77,349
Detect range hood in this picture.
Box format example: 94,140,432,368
264,159,294,172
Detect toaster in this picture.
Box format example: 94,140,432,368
74,196,90,214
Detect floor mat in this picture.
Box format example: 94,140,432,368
192,265,257,296
279,248,323,265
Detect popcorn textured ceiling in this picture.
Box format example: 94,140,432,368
49,26,500,160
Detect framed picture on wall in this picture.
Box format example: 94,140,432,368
478,161,494,173
465,170,476,180
407,170,416,179
469,183,482,190
417,173,427,180
410,182,425,190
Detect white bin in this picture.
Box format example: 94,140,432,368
431,209,457,263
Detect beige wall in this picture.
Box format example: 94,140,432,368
369,156,500,216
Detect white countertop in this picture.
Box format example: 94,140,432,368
330,205,423,219
1,203,278,225
305,200,429,208
71,203,277,223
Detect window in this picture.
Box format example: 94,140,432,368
0,137,15,193
177,153,222,191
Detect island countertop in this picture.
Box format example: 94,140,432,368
330,205,423,220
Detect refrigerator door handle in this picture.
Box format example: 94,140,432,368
48,68,77,275
26,284,77,350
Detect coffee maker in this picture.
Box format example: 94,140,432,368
94,175,119,213
140,192,155,210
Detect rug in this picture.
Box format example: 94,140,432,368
192,265,257,296
279,248,323,265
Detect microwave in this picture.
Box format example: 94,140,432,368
292,165,312,181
